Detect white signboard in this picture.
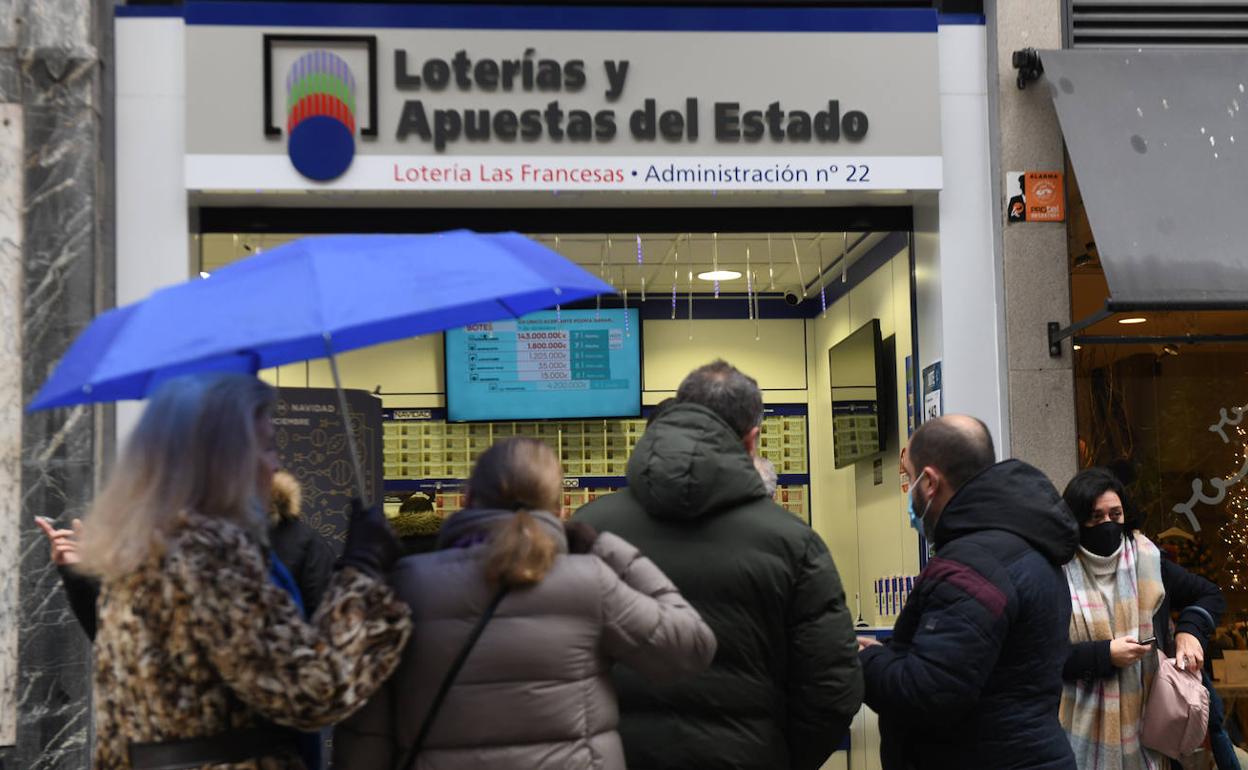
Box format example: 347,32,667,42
184,5,943,192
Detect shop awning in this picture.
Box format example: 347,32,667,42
1041,49,1248,308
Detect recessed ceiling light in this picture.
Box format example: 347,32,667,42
697,270,743,281
199,271,211,279
1118,317,1147,325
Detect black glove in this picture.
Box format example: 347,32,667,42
337,497,400,579
564,521,599,555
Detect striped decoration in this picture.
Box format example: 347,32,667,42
286,50,357,135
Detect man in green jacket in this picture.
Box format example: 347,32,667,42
575,359,863,770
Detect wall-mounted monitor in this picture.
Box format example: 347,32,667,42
445,308,642,422
829,319,887,469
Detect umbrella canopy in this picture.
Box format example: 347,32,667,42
30,230,615,411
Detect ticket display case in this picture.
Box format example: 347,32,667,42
382,405,812,521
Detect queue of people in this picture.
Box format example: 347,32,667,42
37,361,1239,770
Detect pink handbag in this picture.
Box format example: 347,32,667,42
1141,651,1210,759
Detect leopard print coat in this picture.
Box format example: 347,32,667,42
92,510,412,769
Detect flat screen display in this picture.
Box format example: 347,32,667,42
829,319,885,469
445,308,642,422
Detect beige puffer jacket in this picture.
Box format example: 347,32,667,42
333,507,717,770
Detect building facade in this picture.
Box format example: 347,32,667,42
0,1,1100,768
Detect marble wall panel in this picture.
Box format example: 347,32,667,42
1,0,103,757
0,101,21,750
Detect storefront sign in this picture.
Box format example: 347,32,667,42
275,387,383,556
1006,171,1066,223
184,4,942,191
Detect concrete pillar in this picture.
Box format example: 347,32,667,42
0,0,111,766
0,96,20,758
989,0,1078,486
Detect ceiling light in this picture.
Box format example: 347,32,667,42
199,271,210,279
697,270,742,281
1118,317,1147,325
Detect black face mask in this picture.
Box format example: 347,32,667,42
1080,521,1125,557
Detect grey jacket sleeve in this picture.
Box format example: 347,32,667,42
787,533,864,770
593,532,718,680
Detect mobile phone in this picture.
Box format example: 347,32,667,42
1138,636,1157,646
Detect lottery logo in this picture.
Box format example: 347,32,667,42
286,50,357,181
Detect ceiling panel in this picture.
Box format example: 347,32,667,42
197,230,891,295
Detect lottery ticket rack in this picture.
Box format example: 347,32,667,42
381,405,812,522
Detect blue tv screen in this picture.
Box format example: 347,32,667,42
445,308,642,422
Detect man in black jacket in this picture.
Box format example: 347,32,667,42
575,360,862,770
860,415,1079,770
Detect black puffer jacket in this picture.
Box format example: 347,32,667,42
575,403,863,770
860,460,1080,770
1064,552,1225,681
270,514,335,614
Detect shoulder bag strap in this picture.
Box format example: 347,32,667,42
397,586,510,770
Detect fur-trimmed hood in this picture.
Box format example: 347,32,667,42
268,470,303,526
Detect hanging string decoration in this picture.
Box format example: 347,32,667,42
636,234,646,302
746,245,754,321
687,269,694,340
766,233,776,290
613,237,630,336
712,232,721,299
790,234,807,298
752,270,761,339
671,242,679,320
817,240,828,318
554,235,561,321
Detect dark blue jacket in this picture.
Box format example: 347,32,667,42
860,460,1080,770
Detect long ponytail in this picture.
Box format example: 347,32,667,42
484,510,557,587
468,438,563,588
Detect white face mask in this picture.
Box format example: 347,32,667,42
907,470,934,538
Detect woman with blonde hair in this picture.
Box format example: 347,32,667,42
334,437,717,769
76,372,411,769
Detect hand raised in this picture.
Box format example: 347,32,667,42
35,517,82,567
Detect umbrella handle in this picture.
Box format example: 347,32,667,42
322,334,370,506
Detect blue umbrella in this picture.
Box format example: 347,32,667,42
30,230,615,499
31,304,261,409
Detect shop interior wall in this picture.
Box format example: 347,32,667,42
262,317,809,406
805,249,915,770
261,264,918,613
806,249,919,635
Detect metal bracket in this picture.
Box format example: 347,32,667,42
1047,322,1062,357
1048,307,1113,357
1050,300,1248,354
1074,333,1248,347
1012,47,1044,90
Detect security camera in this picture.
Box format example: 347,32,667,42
1012,47,1044,90
784,292,801,306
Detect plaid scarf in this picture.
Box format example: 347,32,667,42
1059,533,1166,770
